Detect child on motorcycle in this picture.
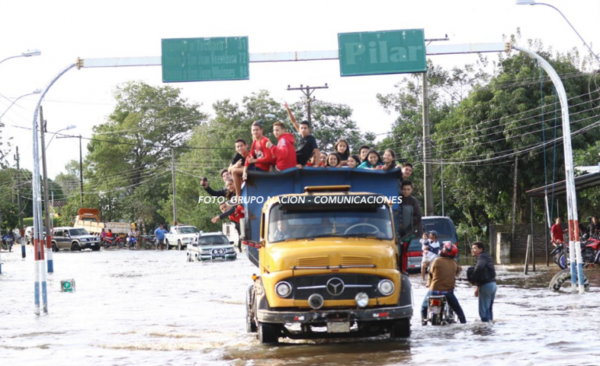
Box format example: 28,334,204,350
421,231,441,280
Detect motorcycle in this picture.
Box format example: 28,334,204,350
2,235,14,252
126,235,137,250
425,294,457,326
102,236,125,249
141,235,157,250
550,234,600,270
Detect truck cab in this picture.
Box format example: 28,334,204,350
242,168,415,344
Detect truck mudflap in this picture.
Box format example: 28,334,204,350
257,304,412,324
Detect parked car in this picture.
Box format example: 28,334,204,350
407,216,459,273
187,232,237,261
51,227,101,252
25,226,46,244
165,225,199,250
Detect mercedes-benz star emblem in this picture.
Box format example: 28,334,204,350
326,278,345,296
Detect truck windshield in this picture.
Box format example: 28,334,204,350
268,204,393,242
69,229,90,236
178,227,198,234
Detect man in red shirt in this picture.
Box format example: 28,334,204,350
266,121,297,171
233,121,274,197
551,217,566,243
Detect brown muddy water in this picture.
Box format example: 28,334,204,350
1,245,599,366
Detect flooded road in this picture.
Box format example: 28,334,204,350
1,246,600,365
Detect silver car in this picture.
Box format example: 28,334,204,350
187,232,236,262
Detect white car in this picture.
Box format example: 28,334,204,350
187,232,237,262
165,225,199,250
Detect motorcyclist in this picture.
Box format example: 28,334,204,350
421,242,467,325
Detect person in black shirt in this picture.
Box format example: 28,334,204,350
334,139,350,166
201,169,231,197
284,102,320,167
229,139,249,197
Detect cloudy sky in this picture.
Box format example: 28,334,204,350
1,0,599,179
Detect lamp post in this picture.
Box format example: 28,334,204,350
516,0,600,64
0,89,42,120
0,49,41,66
45,125,76,149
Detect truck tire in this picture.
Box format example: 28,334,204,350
246,285,257,333
390,318,410,338
258,323,280,344
71,242,81,251
52,242,59,252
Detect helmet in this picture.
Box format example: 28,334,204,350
440,242,458,258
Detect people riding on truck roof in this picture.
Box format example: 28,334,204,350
284,102,320,169
266,121,297,171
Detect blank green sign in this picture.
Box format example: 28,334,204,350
161,37,249,82
338,29,426,76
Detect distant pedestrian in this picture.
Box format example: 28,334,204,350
551,217,566,243
154,224,168,251
469,242,497,322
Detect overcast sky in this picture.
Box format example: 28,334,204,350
1,0,599,179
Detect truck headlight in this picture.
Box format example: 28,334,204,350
275,281,292,298
355,292,369,308
377,279,395,296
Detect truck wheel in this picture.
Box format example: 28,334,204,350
390,318,411,338
52,242,59,252
246,285,257,333
71,242,81,252
258,323,280,344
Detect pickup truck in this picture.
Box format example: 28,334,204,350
73,208,131,236
241,168,416,344
165,225,199,250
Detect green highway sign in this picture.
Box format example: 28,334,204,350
161,37,249,82
338,29,426,77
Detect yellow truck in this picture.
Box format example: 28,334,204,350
73,208,130,236
242,169,416,344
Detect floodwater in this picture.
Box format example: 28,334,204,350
1,245,600,366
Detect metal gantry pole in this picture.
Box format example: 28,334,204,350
79,135,84,206
40,114,54,273
422,72,434,216
171,148,177,225
30,63,77,315
512,45,584,293
16,147,26,259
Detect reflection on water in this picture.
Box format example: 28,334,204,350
0,245,600,365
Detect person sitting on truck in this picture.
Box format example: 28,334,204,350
376,149,397,170
201,169,231,197
266,121,297,171
358,145,370,163
334,139,350,166
358,149,384,169
345,155,360,169
237,120,275,196
284,102,320,169
421,243,467,325
401,162,413,181
400,180,423,238
228,138,249,174
326,153,341,168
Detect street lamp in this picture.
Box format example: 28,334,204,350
0,89,42,119
45,125,76,149
0,49,42,65
516,1,600,64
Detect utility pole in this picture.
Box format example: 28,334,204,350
39,110,54,273
422,72,434,216
15,147,26,258
171,148,177,225
440,160,445,217
511,155,518,247
78,135,83,206
287,84,328,123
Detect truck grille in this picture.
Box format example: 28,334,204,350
290,274,383,300
298,256,329,267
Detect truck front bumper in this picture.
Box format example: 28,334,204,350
257,304,412,324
